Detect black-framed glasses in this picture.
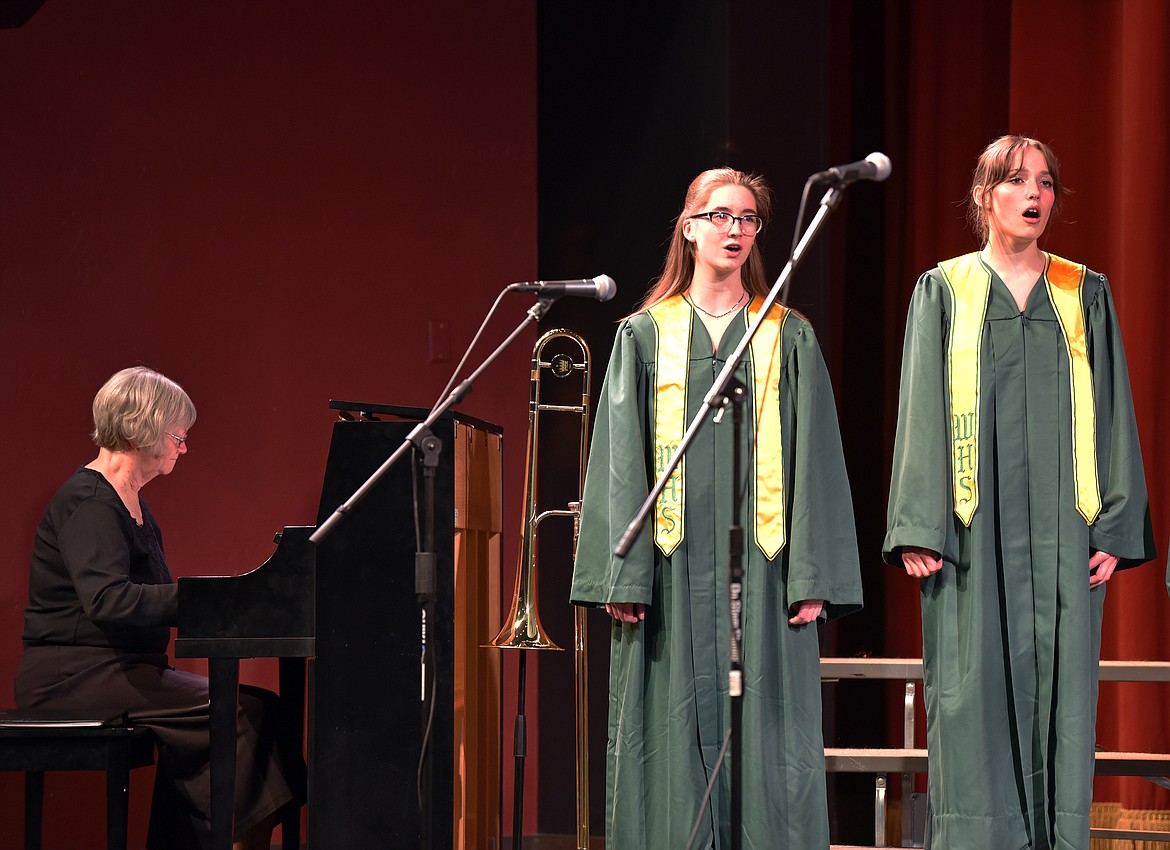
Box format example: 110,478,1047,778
166,432,188,448
687,210,764,236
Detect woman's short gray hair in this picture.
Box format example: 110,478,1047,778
91,366,196,456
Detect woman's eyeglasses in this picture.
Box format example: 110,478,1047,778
687,210,764,236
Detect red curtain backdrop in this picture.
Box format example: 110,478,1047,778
2,2,1167,846
0,3,538,846
869,0,1170,809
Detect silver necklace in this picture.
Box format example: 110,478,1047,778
689,290,746,319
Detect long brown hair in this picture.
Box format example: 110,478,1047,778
967,135,1070,245
636,168,774,314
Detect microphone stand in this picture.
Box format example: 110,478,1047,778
312,295,557,546
613,181,848,849
310,293,559,850
614,180,845,555
416,430,441,850
727,380,747,850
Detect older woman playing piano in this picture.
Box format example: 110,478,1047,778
14,366,302,850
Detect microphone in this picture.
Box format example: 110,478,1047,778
814,152,892,185
508,274,617,301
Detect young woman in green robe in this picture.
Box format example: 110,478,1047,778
571,168,863,849
884,136,1155,850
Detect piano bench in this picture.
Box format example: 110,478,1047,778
0,712,155,850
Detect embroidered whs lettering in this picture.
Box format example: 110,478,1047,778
938,253,991,526
1044,254,1101,524
654,443,682,541
952,412,976,502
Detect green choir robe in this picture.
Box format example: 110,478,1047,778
883,258,1155,850
571,302,862,850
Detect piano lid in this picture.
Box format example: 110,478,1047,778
327,400,502,435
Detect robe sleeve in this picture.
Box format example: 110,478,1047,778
784,318,863,620
570,320,656,606
1084,273,1156,569
883,272,954,566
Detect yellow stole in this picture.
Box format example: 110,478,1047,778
939,252,1100,526
745,297,789,558
647,294,789,557
1044,254,1102,523
647,296,691,556
938,254,990,526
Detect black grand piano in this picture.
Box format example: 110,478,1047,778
175,404,504,850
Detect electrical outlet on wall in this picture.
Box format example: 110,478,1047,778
428,319,450,363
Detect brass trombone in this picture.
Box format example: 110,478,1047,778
486,328,592,850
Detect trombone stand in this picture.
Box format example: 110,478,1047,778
613,181,848,847
511,652,531,850
487,328,594,850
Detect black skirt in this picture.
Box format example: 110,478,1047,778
15,644,304,850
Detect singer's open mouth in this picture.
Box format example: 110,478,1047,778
1023,207,1041,220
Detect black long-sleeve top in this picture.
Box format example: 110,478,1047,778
21,467,178,652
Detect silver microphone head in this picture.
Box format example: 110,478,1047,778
865,152,893,182
592,274,617,302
